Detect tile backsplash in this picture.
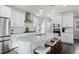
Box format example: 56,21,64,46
11,26,25,34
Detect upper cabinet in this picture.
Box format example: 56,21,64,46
11,8,25,27
53,15,62,24
62,12,73,27
0,6,11,18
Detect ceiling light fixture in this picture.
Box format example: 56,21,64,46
63,5,67,7
39,8,43,13
52,10,55,13
39,8,44,16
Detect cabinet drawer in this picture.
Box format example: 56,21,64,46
0,6,11,18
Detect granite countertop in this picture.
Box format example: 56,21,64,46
18,33,53,43
11,32,40,37
11,32,53,44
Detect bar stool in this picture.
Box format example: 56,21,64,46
34,46,51,54
45,38,63,54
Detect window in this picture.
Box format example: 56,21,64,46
76,19,79,29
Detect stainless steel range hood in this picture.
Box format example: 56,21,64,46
24,12,33,23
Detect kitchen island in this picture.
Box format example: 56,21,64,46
11,32,53,54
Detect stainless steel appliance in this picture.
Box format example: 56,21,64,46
0,17,11,54
53,24,61,36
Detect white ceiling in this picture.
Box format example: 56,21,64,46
8,5,79,16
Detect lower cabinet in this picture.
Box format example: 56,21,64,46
3,40,11,53
0,37,12,54
0,42,3,54
0,40,11,53
61,33,74,44
11,36,18,49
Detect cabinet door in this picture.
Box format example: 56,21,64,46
61,33,73,44
0,42,3,54
62,13,73,27
62,16,68,27
11,36,18,49
3,40,10,53
3,37,12,50
67,33,73,44
0,6,11,18
53,15,62,24
61,33,68,43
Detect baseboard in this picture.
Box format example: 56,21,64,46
74,38,79,40
61,41,74,45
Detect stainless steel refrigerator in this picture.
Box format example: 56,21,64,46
0,17,11,54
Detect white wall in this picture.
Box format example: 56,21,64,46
11,8,25,34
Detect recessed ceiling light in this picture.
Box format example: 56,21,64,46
39,9,43,13
50,5,54,7
46,15,51,17
39,9,43,15
52,10,55,13
63,5,67,7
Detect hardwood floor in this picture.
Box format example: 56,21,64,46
61,39,79,54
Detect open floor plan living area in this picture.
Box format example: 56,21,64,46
0,5,79,54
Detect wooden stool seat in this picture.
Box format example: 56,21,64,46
45,38,63,54
45,41,56,47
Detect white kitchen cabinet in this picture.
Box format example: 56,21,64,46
62,12,73,27
0,42,3,54
3,40,12,53
11,37,18,49
3,37,12,50
61,33,74,44
0,5,11,18
53,15,62,24
11,8,25,27
61,12,74,44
